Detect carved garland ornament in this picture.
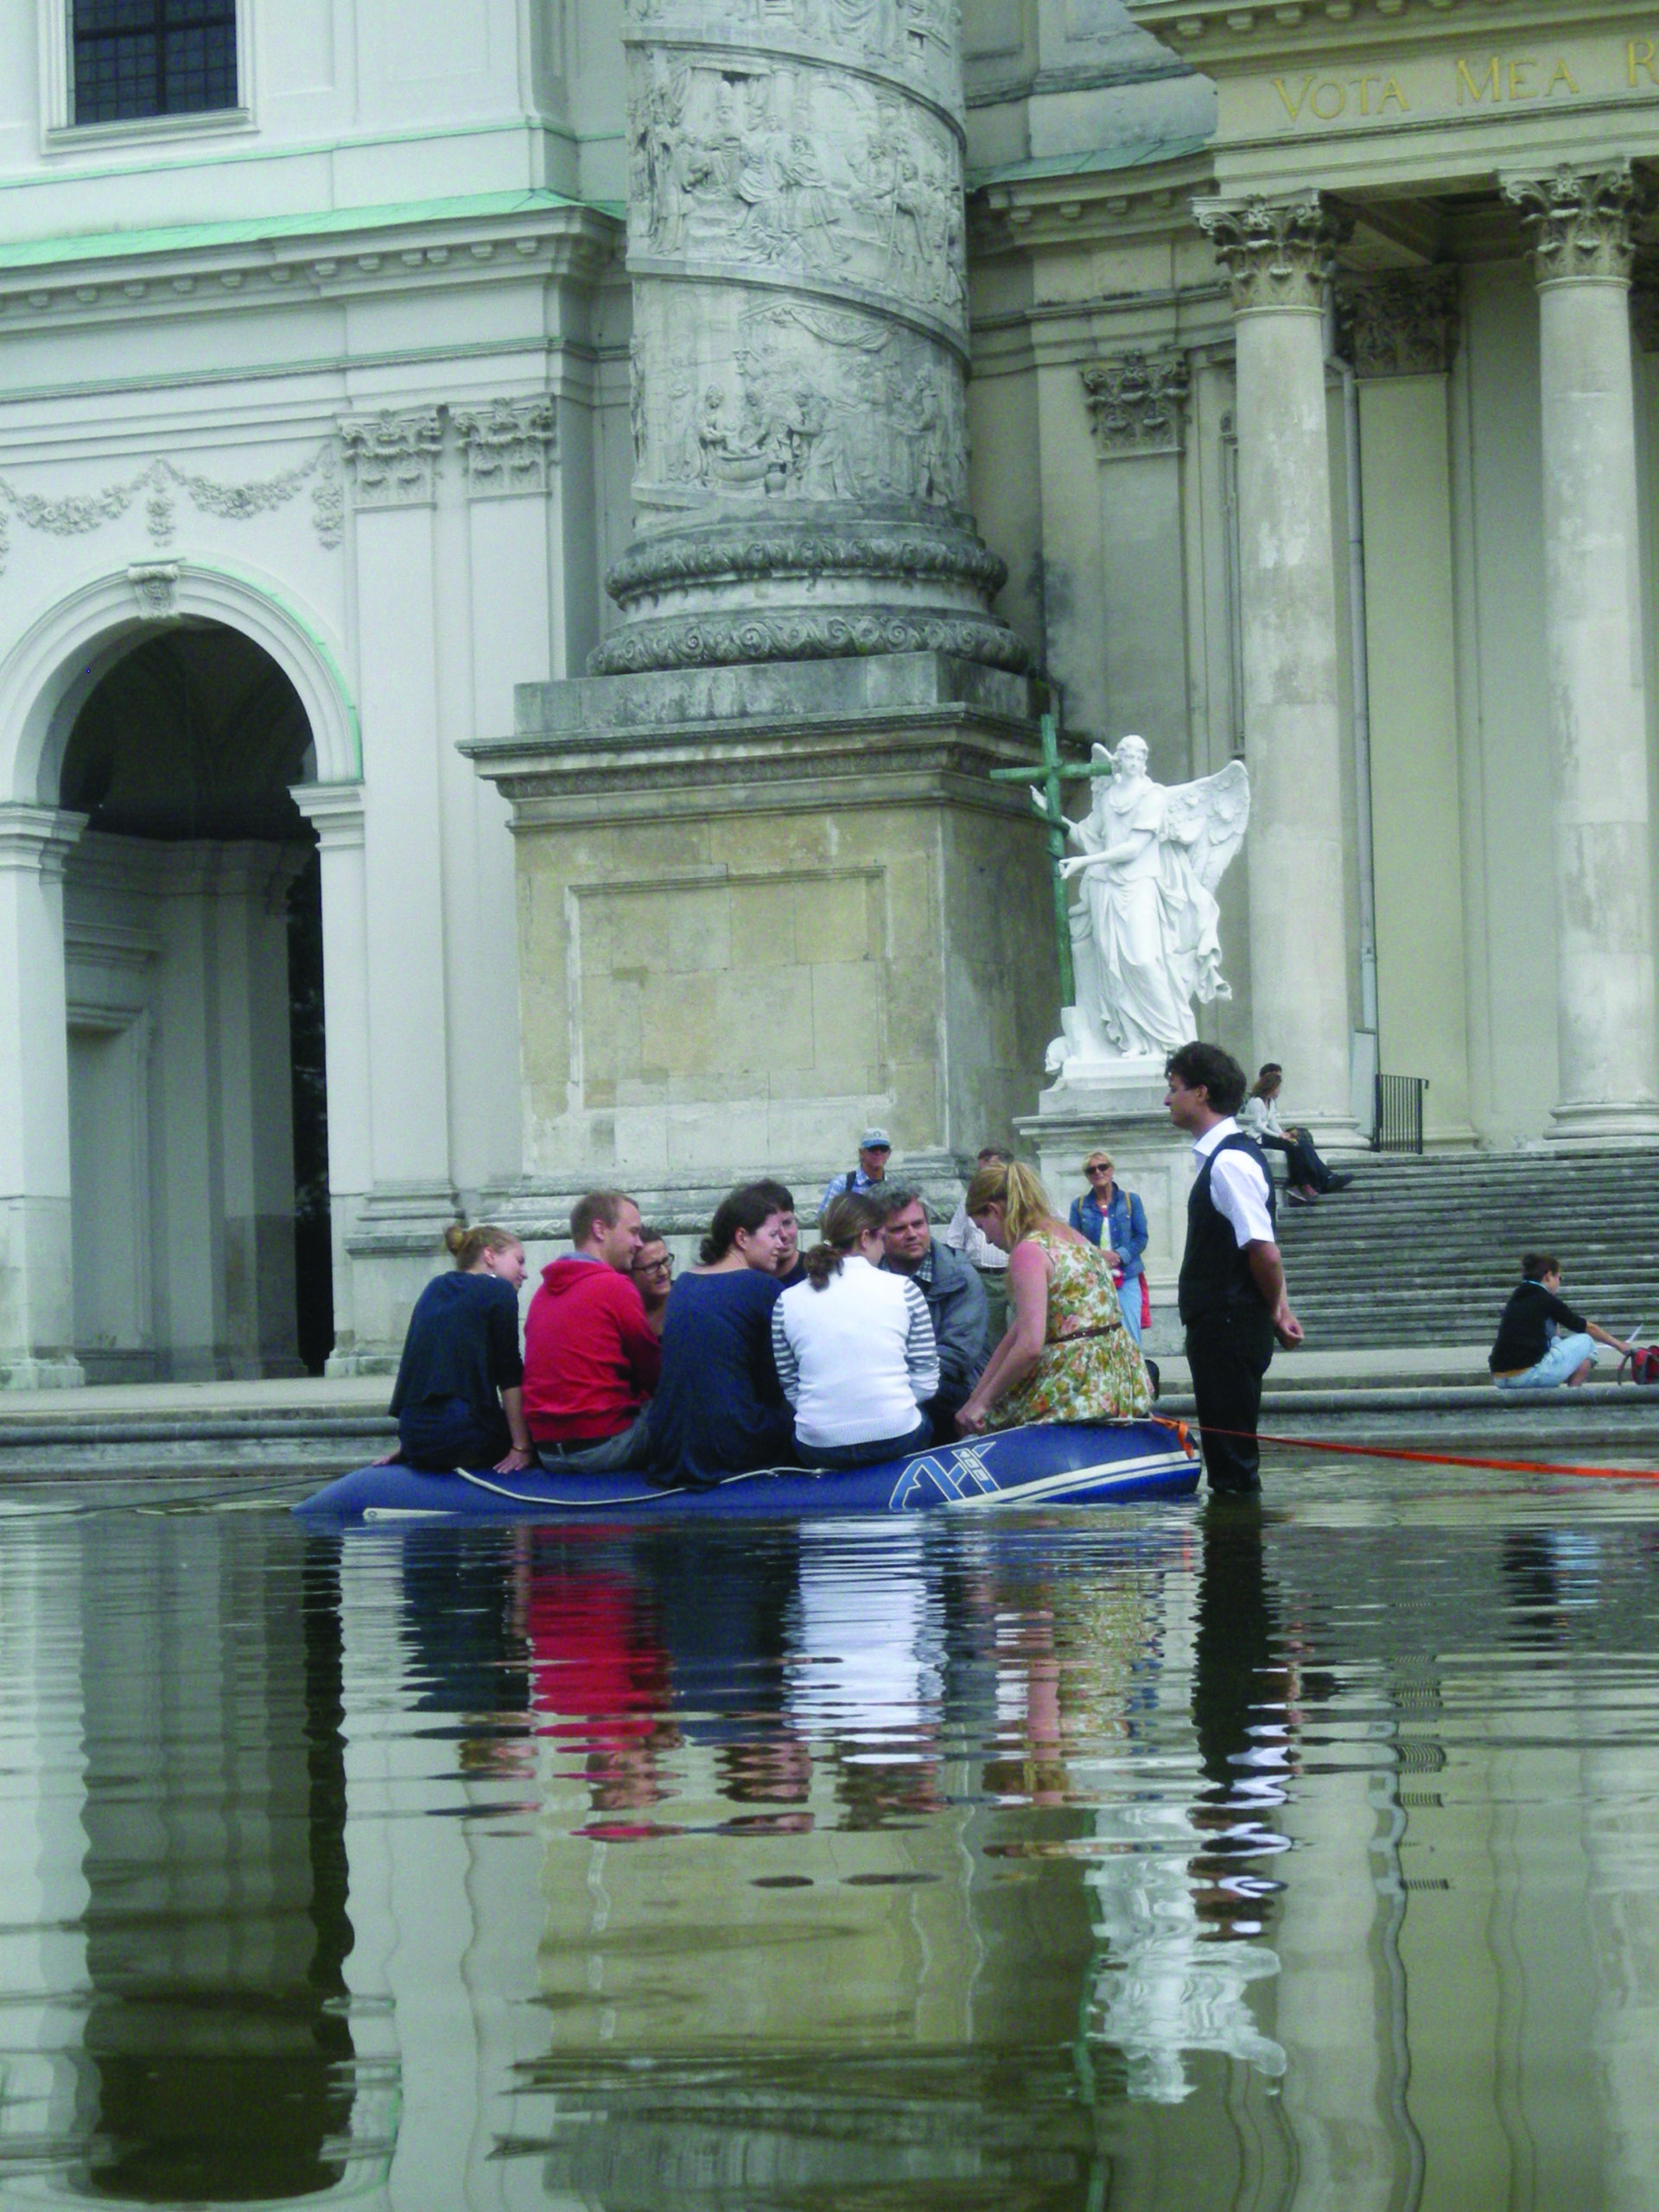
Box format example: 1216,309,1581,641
1502,163,1644,287
1193,192,1351,314
588,607,1033,676
1337,270,1461,379
0,445,343,575
1080,349,1191,458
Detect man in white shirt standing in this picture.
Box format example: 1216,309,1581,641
1165,1041,1303,1495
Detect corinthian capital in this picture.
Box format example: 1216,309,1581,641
1081,348,1191,458
1193,192,1351,314
1502,163,1644,286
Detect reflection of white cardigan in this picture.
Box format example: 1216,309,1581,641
771,1256,938,1448
1240,1096,1284,1141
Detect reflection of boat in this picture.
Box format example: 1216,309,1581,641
293,1421,1197,1524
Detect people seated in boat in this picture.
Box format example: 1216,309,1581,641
647,1183,797,1483
630,1230,675,1338
753,1178,806,1287
954,1159,1154,1433
1489,1252,1633,1389
771,1191,939,1470
523,1191,660,1471
877,1185,990,1441
386,1222,534,1472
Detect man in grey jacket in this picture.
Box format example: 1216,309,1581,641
879,1188,991,1442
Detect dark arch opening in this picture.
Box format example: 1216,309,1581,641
59,622,333,1376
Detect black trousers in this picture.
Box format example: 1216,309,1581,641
1260,1128,1333,1192
1184,1313,1274,1494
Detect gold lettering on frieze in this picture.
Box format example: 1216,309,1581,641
1272,71,1412,121
1270,44,1626,129
1632,37,1659,87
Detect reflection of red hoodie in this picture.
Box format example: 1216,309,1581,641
523,1255,662,1443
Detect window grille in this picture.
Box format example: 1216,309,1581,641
73,0,238,125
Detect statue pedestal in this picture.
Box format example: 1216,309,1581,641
1015,1060,1194,1355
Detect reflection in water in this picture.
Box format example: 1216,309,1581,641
3,1466,1659,2206
74,1528,355,2202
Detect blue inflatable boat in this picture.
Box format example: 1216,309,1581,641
293,1420,1196,1523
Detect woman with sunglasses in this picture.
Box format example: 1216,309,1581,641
1067,1151,1149,1346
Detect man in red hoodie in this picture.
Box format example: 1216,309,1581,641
524,1191,663,1470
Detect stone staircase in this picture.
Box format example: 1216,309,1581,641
1274,1147,1659,1351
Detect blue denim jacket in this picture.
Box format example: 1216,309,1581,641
1068,1186,1147,1279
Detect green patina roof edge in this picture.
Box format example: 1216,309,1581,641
0,187,624,275
967,134,1212,190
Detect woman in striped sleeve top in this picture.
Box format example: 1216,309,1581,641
771,1191,939,1469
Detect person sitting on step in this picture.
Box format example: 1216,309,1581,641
1489,1252,1634,1390
1240,1063,1353,1207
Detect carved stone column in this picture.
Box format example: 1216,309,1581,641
1196,191,1357,1140
601,0,1024,672
1503,162,1659,1140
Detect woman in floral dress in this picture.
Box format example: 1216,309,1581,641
953,1160,1153,1433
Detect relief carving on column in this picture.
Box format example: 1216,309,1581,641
339,408,446,508
1080,349,1191,458
1336,269,1460,379
624,0,963,109
452,398,559,497
631,299,968,510
1502,162,1644,285
626,58,966,329
1193,192,1351,314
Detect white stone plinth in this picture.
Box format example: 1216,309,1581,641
1018,1066,1194,1355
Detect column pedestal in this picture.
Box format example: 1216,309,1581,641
1505,164,1659,1142
467,654,1057,1232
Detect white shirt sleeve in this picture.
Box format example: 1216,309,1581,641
1207,1147,1275,1248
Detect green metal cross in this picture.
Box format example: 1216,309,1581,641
988,711,1096,1007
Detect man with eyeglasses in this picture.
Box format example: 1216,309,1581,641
630,1234,675,1338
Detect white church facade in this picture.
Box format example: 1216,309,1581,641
1,0,1656,1385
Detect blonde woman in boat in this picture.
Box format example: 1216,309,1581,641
955,1159,1154,1434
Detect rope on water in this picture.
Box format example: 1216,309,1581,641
1188,1423,1659,1484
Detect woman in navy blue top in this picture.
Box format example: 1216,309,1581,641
647,1185,795,1483
388,1224,532,1471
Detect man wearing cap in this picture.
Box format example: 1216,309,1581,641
817,1128,893,1220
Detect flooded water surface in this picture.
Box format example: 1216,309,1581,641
2,1458,1658,2209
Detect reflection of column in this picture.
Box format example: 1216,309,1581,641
1502,163,1659,1141
0,804,86,1387
603,0,1024,674
1197,193,1356,1140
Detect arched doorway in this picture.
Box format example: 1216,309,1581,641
57,621,332,1378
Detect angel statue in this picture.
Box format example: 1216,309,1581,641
1043,735,1250,1069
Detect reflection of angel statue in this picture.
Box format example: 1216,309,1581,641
1051,736,1249,1063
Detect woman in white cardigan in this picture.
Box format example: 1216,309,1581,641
771,1192,939,1469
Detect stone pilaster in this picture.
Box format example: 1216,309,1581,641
1337,269,1460,380
0,805,87,1388
601,0,1025,674
1195,191,1357,1141
1501,162,1659,1139
1080,348,1190,458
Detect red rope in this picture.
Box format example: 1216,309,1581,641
1191,1422,1659,1484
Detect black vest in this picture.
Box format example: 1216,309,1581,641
1178,1130,1276,1330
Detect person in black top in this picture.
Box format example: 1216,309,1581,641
1166,1040,1303,1494
387,1223,534,1471
1490,1252,1632,1389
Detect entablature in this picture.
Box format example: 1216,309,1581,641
0,192,623,337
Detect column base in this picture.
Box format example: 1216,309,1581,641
1547,1099,1659,1147
1,1354,86,1390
